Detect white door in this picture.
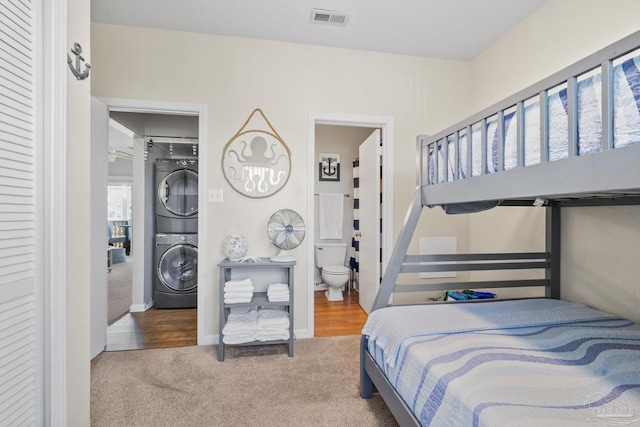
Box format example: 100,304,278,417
90,97,109,358
358,130,381,314
0,0,43,421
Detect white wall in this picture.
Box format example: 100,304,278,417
91,24,473,337
471,0,640,111
469,0,640,320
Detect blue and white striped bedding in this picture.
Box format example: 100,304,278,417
363,299,640,426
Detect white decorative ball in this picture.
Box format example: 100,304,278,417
223,234,248,260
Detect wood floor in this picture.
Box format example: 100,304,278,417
314,289,368,336
105,308,198,351
106,290,368,351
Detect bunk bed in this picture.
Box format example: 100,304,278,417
360,30,640,427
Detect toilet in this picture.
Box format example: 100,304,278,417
314,243,350,301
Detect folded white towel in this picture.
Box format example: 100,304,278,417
267,284,289,298
225,278,253,288
222,331,257,344
225,309,257,324
224,297,253,304
268,295,289,302
267,289,289,296
255,329,289,342
224,291,254,298
222,323,256,334
223,310,258,333
318,193,343,239
224,284,254,293
257,309,290,329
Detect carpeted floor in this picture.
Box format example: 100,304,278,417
108,256,132,325
91,335,398,426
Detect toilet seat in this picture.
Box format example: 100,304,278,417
323,265,349,275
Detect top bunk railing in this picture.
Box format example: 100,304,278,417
420,30,640,207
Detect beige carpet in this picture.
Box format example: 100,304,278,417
108,257,132,325
91,335,398,426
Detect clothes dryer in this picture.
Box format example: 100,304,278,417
155,158,198,233
154,233,198,308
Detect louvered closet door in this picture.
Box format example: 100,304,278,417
0,0,43,424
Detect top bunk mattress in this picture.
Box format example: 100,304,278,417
421,31,640,207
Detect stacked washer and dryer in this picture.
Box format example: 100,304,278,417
154,158,199,308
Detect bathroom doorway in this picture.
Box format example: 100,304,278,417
313,125,375,336
307,113,394,338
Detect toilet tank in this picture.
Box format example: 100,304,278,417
314,243,347,268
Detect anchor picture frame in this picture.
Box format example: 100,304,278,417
319,152,341,182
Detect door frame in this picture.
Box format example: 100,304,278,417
43,0,69,422
307,113,394,337
95,97,208,345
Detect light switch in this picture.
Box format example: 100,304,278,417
208,188,223,203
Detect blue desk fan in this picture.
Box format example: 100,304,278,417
267,209,306,262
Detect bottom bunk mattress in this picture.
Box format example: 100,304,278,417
362,299,640,426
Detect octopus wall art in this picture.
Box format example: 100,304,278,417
222,110,291,198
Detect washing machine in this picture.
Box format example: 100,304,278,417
154,233,198,309
155,158,198,233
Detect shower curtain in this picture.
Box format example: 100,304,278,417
350,159,360,290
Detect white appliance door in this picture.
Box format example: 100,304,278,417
358,129,381,314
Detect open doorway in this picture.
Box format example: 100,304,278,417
91,97,208,356
312,125,375,336
106,111,199,351
307,113,395,338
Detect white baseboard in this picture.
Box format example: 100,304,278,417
200,334,218,346
294,328,312,339
129,301,152,312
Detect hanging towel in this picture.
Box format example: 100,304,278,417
318,193,343,239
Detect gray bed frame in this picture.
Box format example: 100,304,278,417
360,29,640,427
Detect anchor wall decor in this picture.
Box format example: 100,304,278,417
319,152,341,182
67,42,91,80
222,109,291,198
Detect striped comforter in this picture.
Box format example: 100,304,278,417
364,299,640,426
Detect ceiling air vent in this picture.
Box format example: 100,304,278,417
311,9,349,26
